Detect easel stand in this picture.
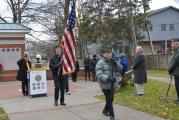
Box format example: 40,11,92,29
28,68,48,98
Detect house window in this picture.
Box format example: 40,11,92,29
161,24,166,31
169,24,174,31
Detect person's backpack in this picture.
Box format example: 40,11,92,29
119,56,128,73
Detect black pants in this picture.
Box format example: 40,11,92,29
92,70,97,81
174,76,179,100
102,89,114,117
64,75,69,92
72,71,78,82
21,79,28,95
84,69,90,81
54,76,65,104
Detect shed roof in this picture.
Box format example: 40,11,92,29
0,23,31,30
0,23,31,33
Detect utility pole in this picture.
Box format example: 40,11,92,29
143,0,155,55
129,0,137,55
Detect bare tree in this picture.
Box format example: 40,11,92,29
5,0,30,24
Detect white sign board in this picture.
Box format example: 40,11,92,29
0,48,21,70
29,70,47,95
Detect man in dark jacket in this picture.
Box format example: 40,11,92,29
84,55,91,81
168,42,179,104
16,54,31,96
91,55,98,82
49,47,66,106
132,46,147,96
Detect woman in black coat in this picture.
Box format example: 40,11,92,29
16,54,31,96
132,46,147,96
72,60,79,82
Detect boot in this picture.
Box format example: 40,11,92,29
110,116,115,120
54,101,58,106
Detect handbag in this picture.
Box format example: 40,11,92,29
113,77,121,92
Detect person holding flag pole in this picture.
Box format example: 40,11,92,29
49,0,77,106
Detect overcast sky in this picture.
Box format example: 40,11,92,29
0,0,179,19
149,0,179,10
0,0,179,41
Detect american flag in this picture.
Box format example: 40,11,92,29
61,0,77,74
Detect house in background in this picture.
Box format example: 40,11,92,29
0,23,31,81
141,6,179,55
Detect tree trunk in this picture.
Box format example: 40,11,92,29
64,0,71,23
129,0,137,56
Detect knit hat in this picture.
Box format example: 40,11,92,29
23,54,28,57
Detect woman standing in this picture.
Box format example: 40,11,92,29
132,46,147,96
16,54,31,96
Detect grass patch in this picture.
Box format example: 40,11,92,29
97,80,179,120
148,70,170,78
0,108,8,120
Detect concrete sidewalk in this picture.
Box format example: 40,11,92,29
0,80,165,120
148,76,174,84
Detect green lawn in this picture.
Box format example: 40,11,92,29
147,70,170,78
0,108,8,120
98,80,179,120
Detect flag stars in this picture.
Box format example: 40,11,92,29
67,0,76,30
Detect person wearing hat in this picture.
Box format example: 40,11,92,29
168,42,179,104
16,53,31,96
49,46,66,106
96,48,122,120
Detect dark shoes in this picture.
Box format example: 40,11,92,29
174,100,179,104
103,110,115,120
135,94,144,96
60,103,67,106
54,102,67,106
138,94,144,96
102,110,110,116
54,101,58,106
110,116,115,120
66,92,71,95
23,93,28,96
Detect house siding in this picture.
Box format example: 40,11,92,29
144,7,179,41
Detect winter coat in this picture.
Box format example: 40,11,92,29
84,58,91,71
16,58,31,81
91,58,98,71
75,61,80,72
119,55,128,73
132,52,147,84
49,54,63,78
168,48,179,77
95,58,122,90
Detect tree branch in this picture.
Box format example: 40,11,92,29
0,16,8,23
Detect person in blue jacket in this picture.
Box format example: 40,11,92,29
119,53,128,74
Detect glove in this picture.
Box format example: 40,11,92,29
111,59,117,66
168,69,173,75
109,77,116,83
